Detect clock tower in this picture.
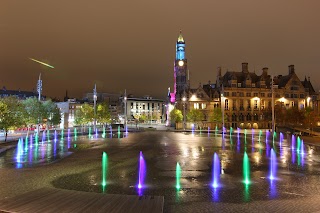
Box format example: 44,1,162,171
174,30,189,99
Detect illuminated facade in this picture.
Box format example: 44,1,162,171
122,96,165,124
217,63,318,129
167,32,318,129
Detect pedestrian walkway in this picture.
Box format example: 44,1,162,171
0,188,164,213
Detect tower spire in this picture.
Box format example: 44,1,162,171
177,30,184,43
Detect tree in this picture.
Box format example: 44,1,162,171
209,107,225,124
22,97,45,133
187,109,204,128
285,107,305,126
0,97,25,141
96,102,111,127
43,100,61,127
170,108,183,124
74,103,94,127
139,114,148,123
304,107,320,134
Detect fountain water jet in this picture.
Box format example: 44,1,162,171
269,148,277,180
243,152,250,185
212,153,221,188
61,129,64,139
176,162,181,190
138,151,146,189
102,152,108,186
74,128,77,139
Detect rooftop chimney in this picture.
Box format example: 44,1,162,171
288,65,295,75
242,63,248,73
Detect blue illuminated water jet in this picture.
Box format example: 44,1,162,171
212,153,221,188
269,148,277,180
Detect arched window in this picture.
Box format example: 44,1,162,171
246,113,252,121
225,99,229,110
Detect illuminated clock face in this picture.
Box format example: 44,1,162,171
178,60,184,66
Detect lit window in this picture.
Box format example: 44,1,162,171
194,103,199,109
225,99,229,110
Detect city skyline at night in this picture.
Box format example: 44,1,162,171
1,1,320,100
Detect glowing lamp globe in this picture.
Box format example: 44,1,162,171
178,60,184,66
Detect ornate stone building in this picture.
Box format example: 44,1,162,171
168,32,318,129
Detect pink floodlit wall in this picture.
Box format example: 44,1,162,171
170,92,175,103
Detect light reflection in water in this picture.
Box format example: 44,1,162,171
244,184,250,202
292,147,296,164
269,179,277,198
211,187,220,202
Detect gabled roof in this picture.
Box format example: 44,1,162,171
301,77,316,94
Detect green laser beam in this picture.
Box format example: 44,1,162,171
29,58,54,69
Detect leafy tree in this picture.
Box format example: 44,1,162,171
304,107,320,134
74,103,94,127
187,109,204,128
285,107,304,125
274,103,286,126
43,100,61,127
96,102,111,126
23,97,45,129
139,114,148,123
170,108,183,124
0,97,25,141
209,107,225,123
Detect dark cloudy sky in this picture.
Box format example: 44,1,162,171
1,0,320,100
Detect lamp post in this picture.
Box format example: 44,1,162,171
30,58,54,134
93,84,97,131
36,73,42,134
124,89,127,130
182,97,186,130
271,75,275,134
221,95,225,130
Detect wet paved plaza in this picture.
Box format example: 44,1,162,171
1,130,320,212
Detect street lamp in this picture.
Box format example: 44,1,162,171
221,94,225,130
271,75,275,134
124,89,127,131
182,97,186,130
93,84,97,131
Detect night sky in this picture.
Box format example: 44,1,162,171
1,1,320,100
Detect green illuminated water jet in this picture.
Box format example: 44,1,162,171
102,152,108,187
176,162,181,190
258,130,262,141
74,128,77,140
61,129,64,139
89,126,92,138
243,152,250,185
102,126,106,138
297,137,301,153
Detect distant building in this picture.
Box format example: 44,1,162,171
0,86,46,100
121,95,166,124
56,99,83,129
83,92,121,122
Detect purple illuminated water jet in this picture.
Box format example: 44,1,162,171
138,151,146,190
